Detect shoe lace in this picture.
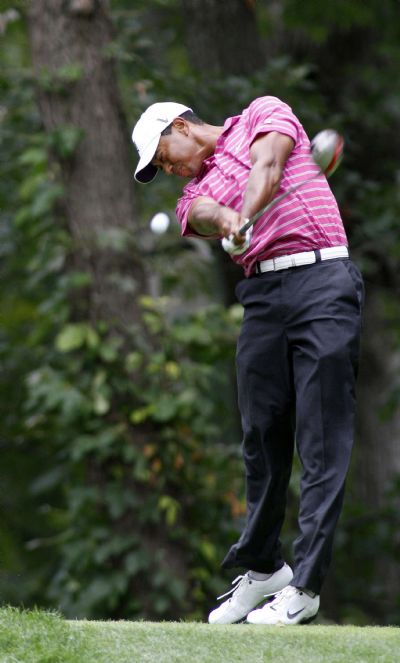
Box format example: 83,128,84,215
216,574,247,601
266,584,297,604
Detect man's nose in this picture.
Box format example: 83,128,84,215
163,163,173,176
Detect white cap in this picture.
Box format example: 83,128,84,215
132,102,192,183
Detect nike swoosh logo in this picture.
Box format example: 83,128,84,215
287,608,305,619
157,117,169,123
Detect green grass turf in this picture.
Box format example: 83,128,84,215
0,607,399,663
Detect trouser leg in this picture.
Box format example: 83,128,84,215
221,259,363,588
222,274,295,573
286,259,364,593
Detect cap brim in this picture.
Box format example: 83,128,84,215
134,135,160,183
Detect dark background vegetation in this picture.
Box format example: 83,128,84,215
1,0,399,624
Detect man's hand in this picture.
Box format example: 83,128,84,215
188,197,250,254
216,206,246,246
188,196,245,244
218,207,253,255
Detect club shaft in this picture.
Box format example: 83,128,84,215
239,173,319,236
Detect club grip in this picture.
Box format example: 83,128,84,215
239,217,252,235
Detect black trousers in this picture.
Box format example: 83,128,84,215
221,258,364,594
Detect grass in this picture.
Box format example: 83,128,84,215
0,606,399,663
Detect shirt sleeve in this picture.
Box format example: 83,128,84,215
246,96,300,147
176,189,196,237
175,187,222,239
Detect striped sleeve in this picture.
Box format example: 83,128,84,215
175,187,221,239
176,188,196,236
246,96,299,147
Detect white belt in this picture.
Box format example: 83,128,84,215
256,246,349,274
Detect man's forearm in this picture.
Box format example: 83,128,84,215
241,132,294,220
188,196,223,236
188,196,244,243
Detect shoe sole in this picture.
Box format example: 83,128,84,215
300,613,318,625
281,613,319,626
212,600,275,625
246,611,318,626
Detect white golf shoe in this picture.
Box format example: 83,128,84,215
208,563,293,625
246,584,320,625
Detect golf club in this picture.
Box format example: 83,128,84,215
222,129,344,255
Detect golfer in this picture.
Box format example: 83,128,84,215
132,98,363,625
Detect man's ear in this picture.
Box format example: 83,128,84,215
172,117,189,135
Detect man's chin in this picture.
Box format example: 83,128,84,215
176,164,202,178
178,169,196,179
190,164,203,178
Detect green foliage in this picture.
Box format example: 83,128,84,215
282,0,378,40
38,64,84,93
332,478,400,625
22,297,243,619
49,125,85,160
0,76,69,616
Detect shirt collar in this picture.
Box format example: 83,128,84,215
220,114,241,136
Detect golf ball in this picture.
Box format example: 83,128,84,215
150,212,170,234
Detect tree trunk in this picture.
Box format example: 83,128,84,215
181,0,263,76
27,0,188,619
28,0,144,328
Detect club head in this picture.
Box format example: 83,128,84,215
311,129,344,177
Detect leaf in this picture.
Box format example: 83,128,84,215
199,540,217,563
30,183,64,218
86,327,100,349
49,125,84,159
58,63,84,83
158,495,180,526
151,395,178,422
18,147,47,167
19,174,46,201
125,352,142,371
55,324,87,352
164,361,181,379
125,552,147,576
93,392,110,415
130,405,154,424
99,342,118,362
30,466,65,496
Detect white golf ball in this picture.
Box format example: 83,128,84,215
150,212,170,234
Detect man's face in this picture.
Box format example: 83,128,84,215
151,119,205,179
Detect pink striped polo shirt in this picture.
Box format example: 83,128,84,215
175,96,347,277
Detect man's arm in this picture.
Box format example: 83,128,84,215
188,196,242,240
188,131,294,243
241,131,294,220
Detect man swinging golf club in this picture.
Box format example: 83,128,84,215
132,97,363,625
